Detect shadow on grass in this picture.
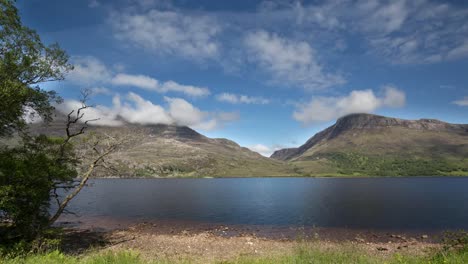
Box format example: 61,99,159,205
58,229,109,255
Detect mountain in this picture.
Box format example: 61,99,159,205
271,113,468,176
27,114,296,178
10,113,468,177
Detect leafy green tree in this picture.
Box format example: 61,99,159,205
0,0,73,136
0,136,77,239
0,0,75,242
0,1,122,246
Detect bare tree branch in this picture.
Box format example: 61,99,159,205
47,88,123,225
49,140,117,225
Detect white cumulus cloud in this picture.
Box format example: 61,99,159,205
293,86,406,125
248,144,273,157
244,30,345,91
56,92,236,131
67,57,211,97
216,93,270,104
164,97,207,126
110,9,221,60
118,93,173,125
452,97,468,106
67,56,112,85
247,144,286,157
112,73,210,97
382,86,406,108
56,100,123,127
256,0,468,64
90,87,112,95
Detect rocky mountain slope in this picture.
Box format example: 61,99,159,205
13,112,468,177
27,114,297,177
271,113,468,176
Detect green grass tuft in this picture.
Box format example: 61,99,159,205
0,250,145,264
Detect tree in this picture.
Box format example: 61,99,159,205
47,90,122,225
0,0,117,244
0,0,73,136
0,135,77,239
0,0,73,240
1,89,124,242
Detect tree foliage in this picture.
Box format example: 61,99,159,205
0,1,124,247
0,136,77,240
0,0,73,136
0,0,76,242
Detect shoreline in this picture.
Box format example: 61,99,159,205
91,175,468,179
57,220,447,263
57,217,448,244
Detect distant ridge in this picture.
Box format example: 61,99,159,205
10,112,468,177
26,113,296,177
271,113,468,176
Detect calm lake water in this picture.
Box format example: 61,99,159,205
61,177,468,231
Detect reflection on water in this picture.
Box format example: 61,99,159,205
58,177,468,230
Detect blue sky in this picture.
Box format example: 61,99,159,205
17,0,468,156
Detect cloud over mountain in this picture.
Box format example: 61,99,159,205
293,86,406,125
56,92,237,131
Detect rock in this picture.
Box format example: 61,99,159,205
355,237,365,243
270,148,299,160
397,244,408,250
421,235,429,239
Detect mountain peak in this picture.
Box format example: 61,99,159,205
271,113,468,161
335,113,404,128
144,124,206,142
333,113,465,132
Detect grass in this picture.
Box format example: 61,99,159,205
228,235,468,264
0,250,144,264
2,229,467,264
1,245,468,264
293,152,468,177
224,249,468,264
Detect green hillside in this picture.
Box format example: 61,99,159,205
14,113,468,177
26,116,297,178
272,114,468,176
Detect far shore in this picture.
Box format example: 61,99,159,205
91,175,468,179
